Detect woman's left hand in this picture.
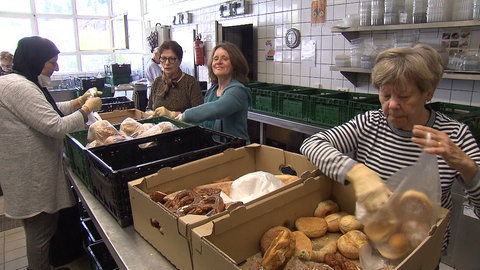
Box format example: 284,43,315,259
412,125,478,182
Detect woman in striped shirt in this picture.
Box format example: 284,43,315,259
300,44,480,256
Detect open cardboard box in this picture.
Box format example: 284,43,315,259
128,144,318,270
98,108,149,124
191,173,450,270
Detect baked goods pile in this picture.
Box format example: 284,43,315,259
363,189,436,261
240,199,367,270
148,173,300,218
86,118,178,148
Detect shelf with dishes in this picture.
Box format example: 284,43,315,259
330,66,480,86
331,20,480,41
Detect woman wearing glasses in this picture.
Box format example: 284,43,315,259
145,40,203,116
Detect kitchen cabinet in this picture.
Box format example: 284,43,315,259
330,20,480,86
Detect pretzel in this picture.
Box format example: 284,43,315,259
179,194,225,216
164,190,201,211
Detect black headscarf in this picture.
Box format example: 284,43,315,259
12,36,63,116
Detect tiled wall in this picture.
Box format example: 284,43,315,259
145,0,480,106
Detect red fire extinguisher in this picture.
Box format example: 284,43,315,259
194,34,205,66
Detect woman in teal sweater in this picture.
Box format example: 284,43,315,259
174,42,251,144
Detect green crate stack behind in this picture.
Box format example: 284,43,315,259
277,88,339,122
347,93,381,119
429,102,480,143
64,117,192,192
249,84,309,115
309,92,379,127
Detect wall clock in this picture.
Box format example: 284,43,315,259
285,28,301,49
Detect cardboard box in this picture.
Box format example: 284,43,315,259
98,108,149,124
128,144,318,270
190,174,450,270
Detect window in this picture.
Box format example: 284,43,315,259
0,0,144,74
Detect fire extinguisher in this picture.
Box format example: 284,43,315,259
194,34,205,66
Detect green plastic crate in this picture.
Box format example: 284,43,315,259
64,117,192,192
348,93,381,119
250,84,309,115
277,88,339,122
429,102,480,143
105,75,131,85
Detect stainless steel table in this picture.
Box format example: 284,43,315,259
66,167,176,270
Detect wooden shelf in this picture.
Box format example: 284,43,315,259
330,66,480,86
332,20,480,41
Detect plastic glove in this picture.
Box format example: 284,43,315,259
77,87,103,105
175,113,183,121
154,106,178,118
82,97,102,114
345,163,392,212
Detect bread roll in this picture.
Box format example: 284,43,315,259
295,217,328,238
314,200,339,218
337,230,367,260
339,215,364,234
193,178,233,197
324,212,348,233
397,190,434,222
401,220,430,247
377,232,411,260
87,120,119,142
292,231,312,257
363,215,397,243
260,226,292,255
274,174,300,185
261,229,295,270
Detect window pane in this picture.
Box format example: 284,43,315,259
37,18,76,52
0,0,31,13
81,54,113,72
0,18,33,53
115,53,143,72
78,19,111,50
76,0,109,16
127,20,143,52
57,55,78,73
112,15,127,49
35,0,72,15
112,0,141,18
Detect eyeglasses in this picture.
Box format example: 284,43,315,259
160,57,178,64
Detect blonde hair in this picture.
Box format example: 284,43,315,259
371,44,444,94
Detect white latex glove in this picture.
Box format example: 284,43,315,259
175,113,183,121
346,163,392,212
154,106,178,118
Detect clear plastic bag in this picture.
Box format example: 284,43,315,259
360,134,442,266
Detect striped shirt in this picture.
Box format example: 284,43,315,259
300,108,480,249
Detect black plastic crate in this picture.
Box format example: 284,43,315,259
81,218,103,245
82,78,106,91
86,126,246,227
64,117,191,193
99,96,134,113
104,64,131,76
87,241,119,270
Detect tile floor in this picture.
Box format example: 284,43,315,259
0,196,457,270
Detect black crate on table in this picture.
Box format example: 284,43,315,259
81,218,103,245
99,96,134,113
87,241,119,270
104,64,131,77
428,102,480,143
64,117,191,193
85,126,246,227
277,88,339,122
250,84,309,115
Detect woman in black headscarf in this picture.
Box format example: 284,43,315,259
0,36,102,270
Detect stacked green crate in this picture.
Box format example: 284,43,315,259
277,88,339,122
249,84,308,115
347,93,381,119
429,102,480,143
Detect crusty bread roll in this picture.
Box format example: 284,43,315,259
120,117,144,137
363,215,397,243
314,200,339,218
324,212,348,233
377,232,411,260
295,217,328,238
87,120,119,142
274,174,300,185
193,178,233,197
339,215,364,234
311,233,342,251
401,220,430,247
397,190,434,222
337,230,368,260
261,229,295,270
260,226,292,255
292,231,312,257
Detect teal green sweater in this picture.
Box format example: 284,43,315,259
182,79,251,144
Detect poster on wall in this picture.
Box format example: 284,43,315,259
301,40,317,67
265,40,275,61
312,0,326,24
